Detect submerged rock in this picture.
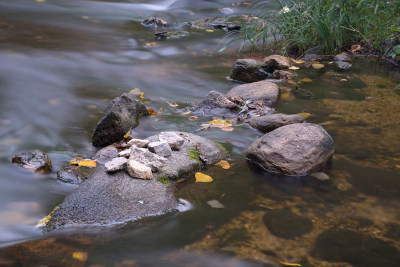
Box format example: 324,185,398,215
45,166,178,231
155,31,190,39
226,81,279,106
92,93,148,147
335,61,352,70
246,123,334,175
57,165,95,184
12,150,52,174
263,209,313,239
192,90,238,116
263,55,291,72
271,69,296,79
248,113,305,133
230,59,269,83
142,17,168,27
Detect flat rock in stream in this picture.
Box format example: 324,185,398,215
246,123,334,175
45,166,178,232
92,93,148,147
226,81,279,106
45,132,227,230
192,90,238,116
230,59,269,83
263,55,291,72
248,113,305,132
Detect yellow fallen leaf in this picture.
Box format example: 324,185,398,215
124,128,131,139
293,60,305,64
215,160,230,169
195,172,213,182
182,110,191,115
297,112,311,119
72,251,88,262
395,165,400,169
140,92,145,100
289,66,299,70
301,77,312,82
312,63,325,69
36,205,59,227
280,93,290,100
206,29,215,32
77,160,97,168
279,261,301,266
147,108,159,115
207,119,232,127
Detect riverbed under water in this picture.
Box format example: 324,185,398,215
0,0,399,266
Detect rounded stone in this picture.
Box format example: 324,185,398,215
226,81,279,105
246,123,334,175
263,209,312,239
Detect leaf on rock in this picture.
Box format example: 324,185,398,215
301,77,312,82
70,158,97,168
147,108,159,115
36,205,59,227
215,160,230,169
279,261,302,267
201,119,233,131
124,128,131,139
207,199,225,208
297,112,311,119
292,59,305,64
72,252,88,262
182,110,191,115
289,66,299,70
195,172,213,182
312,63,325,69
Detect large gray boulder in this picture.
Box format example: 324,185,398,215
248,113,305,133
12,150,52,174
230,59,269,83
92,93,148,147
45,167,178,232
246,123,334,175
226,81,279,106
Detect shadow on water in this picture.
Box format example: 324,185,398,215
0,0,400,266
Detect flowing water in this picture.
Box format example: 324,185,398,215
0,0,399,266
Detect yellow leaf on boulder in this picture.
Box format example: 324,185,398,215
124,128,131,139
70,158,97,168
195,172,213,182
297,112,311,119
147,108,159,115
72,251,88,262
289,66,299,70
312,63,325,69
215,160,230,169
301,77,312,82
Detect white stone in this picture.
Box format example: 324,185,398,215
127,139,150,148
159,132,185,150
105,157,128,173
118,148,131,158
127,160,153,180
148,141,172,157
130,146,167,172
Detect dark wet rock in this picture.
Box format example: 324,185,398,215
192,90,238,116
237,101,275,121
185,16,255,31
302,54,322,61
263,209,312,239
148,141,172,157
57,165,96,184
271,70,296,79
155,31,190,39
127,159,153,180
105,157,128,173
159,132,185,151
147,132,228,179
312,229,400,267
93,145,118,164
92,93,148,147
304,46,322,55
45,166,178,232
334,52,351,61
230,59,269,83
12,150,52,174
142,17,168,27
248,113,305,133
263,55,291,72
226,81,279,106
246,123,334,175
336,61,352,70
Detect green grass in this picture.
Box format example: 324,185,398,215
222,0,400,56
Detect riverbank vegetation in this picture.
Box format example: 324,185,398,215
224,0,400,57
